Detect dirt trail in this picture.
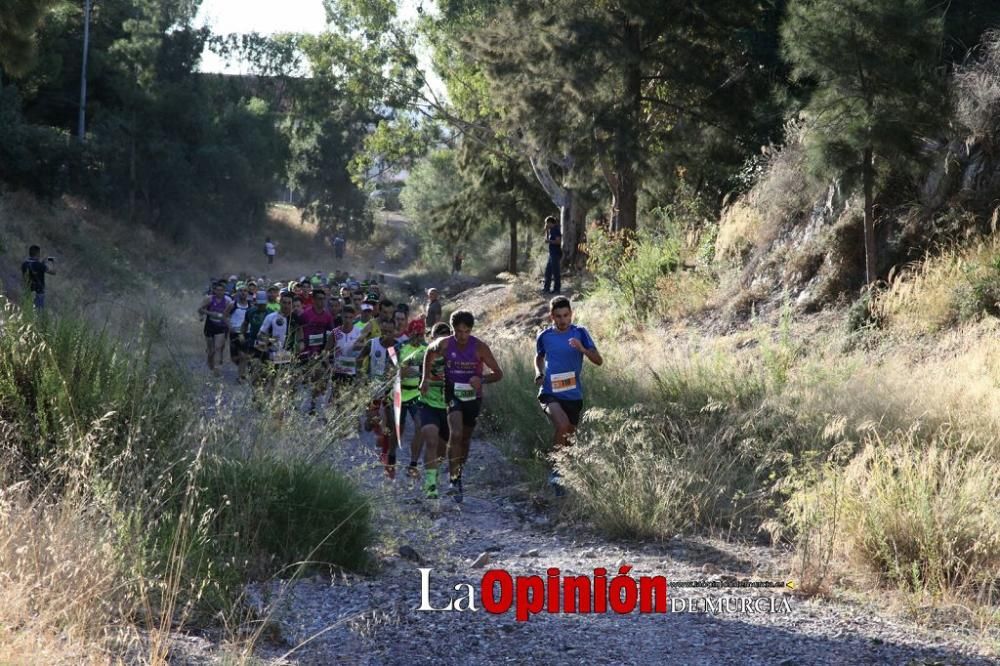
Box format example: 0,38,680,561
180,212,997,665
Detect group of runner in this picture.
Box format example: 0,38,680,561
197,270,601,501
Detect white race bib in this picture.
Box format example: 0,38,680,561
454,382,477,402
335,356,357,375
271,350,292,365
551,371,577,393
307,333,325,347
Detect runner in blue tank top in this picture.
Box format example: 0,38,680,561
420,309,503,502
535,296,603,493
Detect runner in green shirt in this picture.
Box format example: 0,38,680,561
398,320,428,479
417,322,451,498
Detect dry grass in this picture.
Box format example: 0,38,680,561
716,199,765,262
0,487,133,664
873,237,1000,333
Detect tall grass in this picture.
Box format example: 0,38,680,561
490,292,1000,641
0,301,374,661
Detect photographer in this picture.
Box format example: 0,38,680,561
21,245,56,309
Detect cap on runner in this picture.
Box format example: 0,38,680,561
361,303,374,311
256,291,268,304
406,319,425,336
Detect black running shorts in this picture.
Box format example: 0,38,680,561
538,393,584,427
419,403,450,442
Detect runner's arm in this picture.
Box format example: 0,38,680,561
196,296,210,317
534,354,545,386
420,341,440,393
478,342,504,385
583,346,603,366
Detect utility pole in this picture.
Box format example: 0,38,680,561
77,0,92,141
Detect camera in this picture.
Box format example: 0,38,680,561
46,256,55,262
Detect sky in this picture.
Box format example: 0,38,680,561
195,0,433,76
195,0,328,73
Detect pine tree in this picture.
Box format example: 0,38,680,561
782,0,946,283
0,0,57,77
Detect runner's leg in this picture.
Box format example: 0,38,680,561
542,400,574,450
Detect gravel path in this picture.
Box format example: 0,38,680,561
243,432,999,666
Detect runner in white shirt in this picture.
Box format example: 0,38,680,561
255,293,294,375
327,305,372,394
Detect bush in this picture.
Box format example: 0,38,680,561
151,455,373,613
554,407,738,538
197,455,372,578
786,429,1000,599
0,300,190,486
954,30,1000,140
585,225,680,320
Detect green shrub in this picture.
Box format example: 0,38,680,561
0,300,190,486
958,252,1000,319
585,225,680,320
786,429,1000,599
194,455,372,579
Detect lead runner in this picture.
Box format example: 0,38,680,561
534,296,603,493
420,310,503,503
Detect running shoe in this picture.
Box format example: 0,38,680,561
548,470,566,497
449,477,463,504
424,469,439,499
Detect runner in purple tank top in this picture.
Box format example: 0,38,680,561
420,309,503,502
198,280,232,376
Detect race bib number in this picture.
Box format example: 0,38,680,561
271,350,292,365
307,333,325,347
453,382,477,402
551,371,577,393
335,356,357,375
208,311,224,320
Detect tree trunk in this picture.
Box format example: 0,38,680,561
608,18,642,233
862,146,877,284
508,215,518,274
560,196,588,271
611,169,638,233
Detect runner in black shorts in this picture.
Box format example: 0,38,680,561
535,296,602,492
422,311,503,502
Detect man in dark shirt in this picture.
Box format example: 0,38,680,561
21,245,56,309
543,215,562,294
425,288,442,328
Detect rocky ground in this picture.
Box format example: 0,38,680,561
231,431,998,666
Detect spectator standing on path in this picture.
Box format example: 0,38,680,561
425,288,442,328
264,237,276,265
452,251,463,274
334,236,346,259
543,215,562,294
21,245,56,309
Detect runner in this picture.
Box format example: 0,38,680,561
328,305,368,397
355,300,381,339
358,318,399,478
225,282,252,382
266,285,281,312
244,290,271,377
421,310,504,503
418,322,451,498
535,296,602,492
198,280,231,375
297,287,335,413
397,319,427,479
392,307,408,340
254,292,295,388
